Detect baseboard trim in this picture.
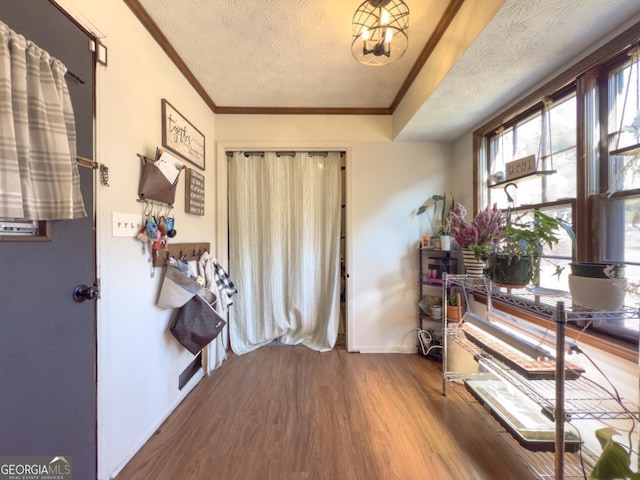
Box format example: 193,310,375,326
353,346,417,354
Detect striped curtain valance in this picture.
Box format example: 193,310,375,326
0,21,86,220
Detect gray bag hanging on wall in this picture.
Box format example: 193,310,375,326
157,264,203,309
170,290,226,355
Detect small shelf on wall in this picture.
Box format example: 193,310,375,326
610,143,640,157
488,170,557,189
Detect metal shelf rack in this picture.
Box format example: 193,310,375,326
441,273,639,480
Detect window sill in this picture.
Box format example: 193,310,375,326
472,293,639,364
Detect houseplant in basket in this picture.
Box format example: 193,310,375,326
449,203,504,277
485,210,564,288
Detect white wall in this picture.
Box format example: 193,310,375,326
55,1,217,479
451,132,475,209
216,115,452,353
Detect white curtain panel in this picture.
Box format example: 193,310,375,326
0,21,85,220
228,151,342,354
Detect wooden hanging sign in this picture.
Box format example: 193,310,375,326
506,155,536,180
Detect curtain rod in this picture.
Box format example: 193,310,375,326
226,151,344,157
65,69,85,85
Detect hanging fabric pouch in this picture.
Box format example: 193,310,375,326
138,155,179,206
157,264,203,309
170,290,226,355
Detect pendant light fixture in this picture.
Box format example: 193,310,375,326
351,0,410,67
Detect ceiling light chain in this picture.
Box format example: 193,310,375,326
351,0,410,67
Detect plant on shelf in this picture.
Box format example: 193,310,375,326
447,292,462,321
449,203,504,260
449,203,504,278
553,218,629,309
589,427,640,480
485,210,563,287
555,219,626,279
417,193,455,238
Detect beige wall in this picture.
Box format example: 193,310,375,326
216,114,452,352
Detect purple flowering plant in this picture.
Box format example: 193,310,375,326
449,203,505,259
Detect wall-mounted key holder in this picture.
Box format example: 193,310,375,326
152,242,210,268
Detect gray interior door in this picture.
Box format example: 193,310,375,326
0,1,96,478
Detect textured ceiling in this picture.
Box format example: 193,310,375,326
131,0,640,141
135,0,450,109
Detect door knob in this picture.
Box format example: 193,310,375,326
73,284,100,302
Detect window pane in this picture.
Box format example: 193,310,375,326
608,62,640,150
489,128,513,175
610,154,640,191
538,204,573,291
487,94,576,207
608,60,640,192
544,147,576,201
514,115,541,160
603,196,640,262
550,96,577,154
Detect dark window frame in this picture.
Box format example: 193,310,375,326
473,22,640,347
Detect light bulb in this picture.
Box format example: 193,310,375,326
361,28,370,41
385,28,393,43
380,8,390,25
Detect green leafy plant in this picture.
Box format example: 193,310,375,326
589,427,640,480
447,293,458,306
417,193,455,235
484,210,563,285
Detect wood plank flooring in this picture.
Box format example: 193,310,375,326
115,346,539,480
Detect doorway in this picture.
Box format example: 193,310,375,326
0,1,97,478
226,150,347,352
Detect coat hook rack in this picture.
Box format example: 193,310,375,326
153,242,211,267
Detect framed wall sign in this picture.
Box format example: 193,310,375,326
161,99,205,170
185,168,205,215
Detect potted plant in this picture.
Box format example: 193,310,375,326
589,427,640,480
485,210,563,287
417,193,455,250
449,203,504,276
446,292,462,321
553,219,626,279
553,219,627,310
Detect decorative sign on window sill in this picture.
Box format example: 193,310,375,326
161,99,205,170
185,168,205,215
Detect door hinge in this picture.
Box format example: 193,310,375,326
89,39,107,66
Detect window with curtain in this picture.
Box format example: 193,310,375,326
0,21,85,221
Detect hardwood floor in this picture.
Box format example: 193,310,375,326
115,346,538,480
